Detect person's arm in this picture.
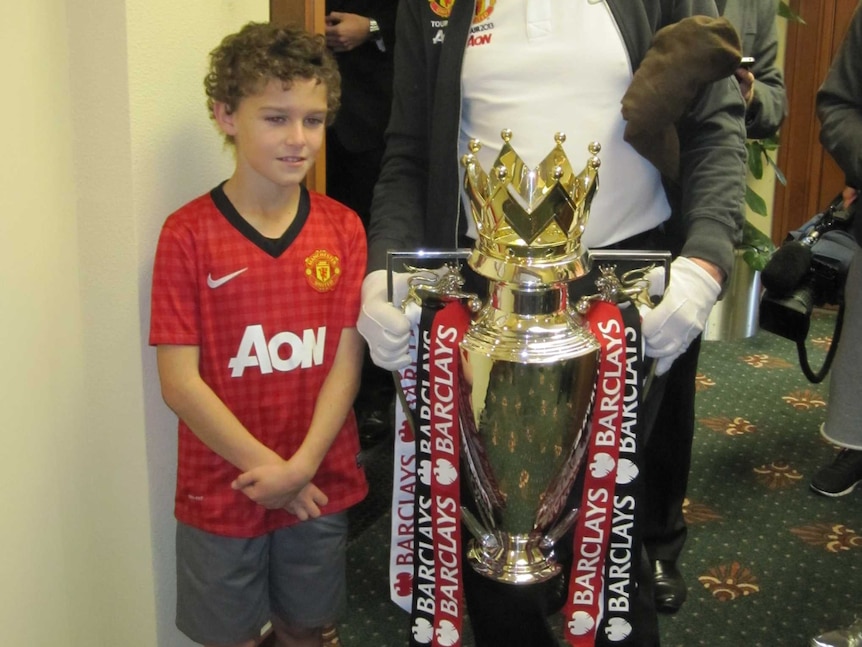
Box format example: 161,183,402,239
324,12,373,52
232,327,364,519
639,97,740,373
157,344,285,471
635,8,747,375
736,0,787,140
357,1,433,368
817,5,862,190
324,2,397,53
619,9,746,279
676,74,747,281
366,0,430,272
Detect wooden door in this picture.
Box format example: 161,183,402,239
773,0,858,243
270,0,327,193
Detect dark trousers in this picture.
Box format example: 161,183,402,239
463,542,660,647
642,337,702,564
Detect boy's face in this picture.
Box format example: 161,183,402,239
216,77,328,191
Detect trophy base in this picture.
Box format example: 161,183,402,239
466,536,561,585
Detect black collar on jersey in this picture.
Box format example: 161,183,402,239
210,181,310,258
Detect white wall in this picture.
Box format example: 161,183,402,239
0,1,266,645
0,2,85,644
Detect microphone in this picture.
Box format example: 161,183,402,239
761,193,854,296
761,240,813,295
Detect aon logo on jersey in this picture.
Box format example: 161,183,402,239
229,324,325,377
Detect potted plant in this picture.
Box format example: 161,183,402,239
741,134,783,272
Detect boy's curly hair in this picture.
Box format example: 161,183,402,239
204,22,341,146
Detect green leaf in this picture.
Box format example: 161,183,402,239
742,220,775,251
746,134,787,185
758,148,787,186
758,135,780,151
745,185,768,216
742,247,770,272
777,1,806,24
740,221,776,271
747,143,765,179
765,155,788,186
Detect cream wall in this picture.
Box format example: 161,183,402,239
0,1,266,645
1,2,86,644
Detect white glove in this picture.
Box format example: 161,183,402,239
357,270,421,371
638,256,722,376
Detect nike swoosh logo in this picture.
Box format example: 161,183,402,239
206,268,248,288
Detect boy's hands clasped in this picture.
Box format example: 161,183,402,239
232,457,329,520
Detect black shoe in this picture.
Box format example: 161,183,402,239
811,449,862,497
652,559,687,614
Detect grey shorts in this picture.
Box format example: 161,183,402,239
175,513,348,645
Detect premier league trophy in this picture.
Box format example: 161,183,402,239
389,130,665,647
454,131,603,584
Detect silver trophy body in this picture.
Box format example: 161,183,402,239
458,278,600,584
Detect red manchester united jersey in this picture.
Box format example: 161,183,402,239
150,184,368,537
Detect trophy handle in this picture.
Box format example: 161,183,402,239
585,249,671,289
575,249,672,313
385,249,475,304
384,248,481,442
460,506,500,553
541,507,580,551
577,249,673,397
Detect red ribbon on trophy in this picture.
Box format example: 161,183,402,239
564,300,645,646
428,301,471,646
391,300,471,647
564,300,626,645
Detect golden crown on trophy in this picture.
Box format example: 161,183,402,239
461,130,601,281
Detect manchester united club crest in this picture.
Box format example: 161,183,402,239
428,0,495,21
428,0,453,18
473,0,495,23
304,249,341,292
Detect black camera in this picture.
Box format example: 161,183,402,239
759,195,857,381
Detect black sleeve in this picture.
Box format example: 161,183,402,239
817,4,862,190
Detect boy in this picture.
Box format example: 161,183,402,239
150,22,368,647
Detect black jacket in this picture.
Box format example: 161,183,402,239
817,2,862,192
327,0,399,152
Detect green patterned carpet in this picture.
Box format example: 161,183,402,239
337,309,862,646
